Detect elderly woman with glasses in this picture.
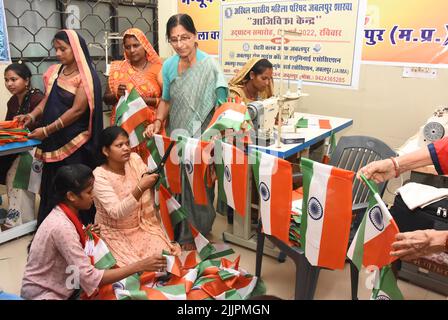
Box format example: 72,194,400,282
144,14,228,250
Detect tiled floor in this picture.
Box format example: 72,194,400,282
1,213,446,300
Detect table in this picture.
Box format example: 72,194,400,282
0,139,41,244
222,113,353,258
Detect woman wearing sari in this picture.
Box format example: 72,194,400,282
144,14,228,249
103,28,163,163
93,126,180,267
228,58,274,104
1,63,44,228
16,30,103,227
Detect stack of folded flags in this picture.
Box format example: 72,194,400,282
0,120,29,146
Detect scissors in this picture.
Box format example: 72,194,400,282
142,141,175,180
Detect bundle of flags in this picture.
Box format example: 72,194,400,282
114,88,150,148
347,175,400,271
295,117,332,130
12,148,43,194
250,149,292,243
81,229,264,300
300,158,354,270
0,120,29,146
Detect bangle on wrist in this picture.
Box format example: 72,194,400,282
57,117,65,129
390,157,400,178
137,184,143,194
42,126,49,138
153,118,163,126
28,113,36,124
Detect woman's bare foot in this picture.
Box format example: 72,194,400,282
181,242,196,251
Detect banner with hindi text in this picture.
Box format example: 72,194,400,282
220,0,366,88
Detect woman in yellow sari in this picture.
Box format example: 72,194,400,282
104,28,163,162
228,58,274,104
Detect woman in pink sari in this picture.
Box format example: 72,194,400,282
93,126,180,267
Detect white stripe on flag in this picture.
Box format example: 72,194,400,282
259,153,275,235
305,162,332,266
184,138,199,193
363,193,393,243
120,96,146,123
222,143,235,209
28,151,42,194
219,110,245,123
166,197,181,213
129,131,139,148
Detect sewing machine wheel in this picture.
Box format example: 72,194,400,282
423,122,445,142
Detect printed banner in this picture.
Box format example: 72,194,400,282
220,0,365,88
179,0,448,68
363,0,448,67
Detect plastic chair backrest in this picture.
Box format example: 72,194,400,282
328,135,397,205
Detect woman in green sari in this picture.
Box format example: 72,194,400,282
145,13,228,249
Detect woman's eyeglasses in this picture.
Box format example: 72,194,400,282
168,35,193,46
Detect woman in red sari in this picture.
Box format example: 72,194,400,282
103,28,163,163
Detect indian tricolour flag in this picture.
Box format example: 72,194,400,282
189,223,216,260
296,117,332,129
347,175,399,270
147,134,181,194
215,140,248,216
162,250,182,277
371,265,404,300
159,185,187,241
202,102,250,140
179,136,210,205
250,149,292,243
13,148,42,194
112,273,148,300
146,284,187,300
300,158,354,270
84,228,117,270
115,87,150,148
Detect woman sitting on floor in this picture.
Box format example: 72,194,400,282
21,164,167,300
93,126,180,267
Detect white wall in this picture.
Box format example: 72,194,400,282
0,64,11,120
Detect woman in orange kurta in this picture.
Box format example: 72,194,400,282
93,126,180,267
103,28,163,163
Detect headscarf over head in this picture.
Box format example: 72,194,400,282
122,28,162,65
228,58,274,100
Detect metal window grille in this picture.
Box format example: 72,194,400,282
4,0,158,110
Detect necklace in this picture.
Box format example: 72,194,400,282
62,66,77,77
132,60,148,72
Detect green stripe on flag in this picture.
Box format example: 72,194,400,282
299,158,314,250
114,95,130,125
250,150,262,189
295,117,308,128
95,252,116,270
215,140,228,205
170,207,187,225
350,211,367,271
371,265,404,300
155,284,185,296
13,152,32,190
360,174,379,195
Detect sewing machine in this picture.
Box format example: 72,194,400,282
417,107,448,147
247,97,279,146
247,96,303,146
396,107,448,155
